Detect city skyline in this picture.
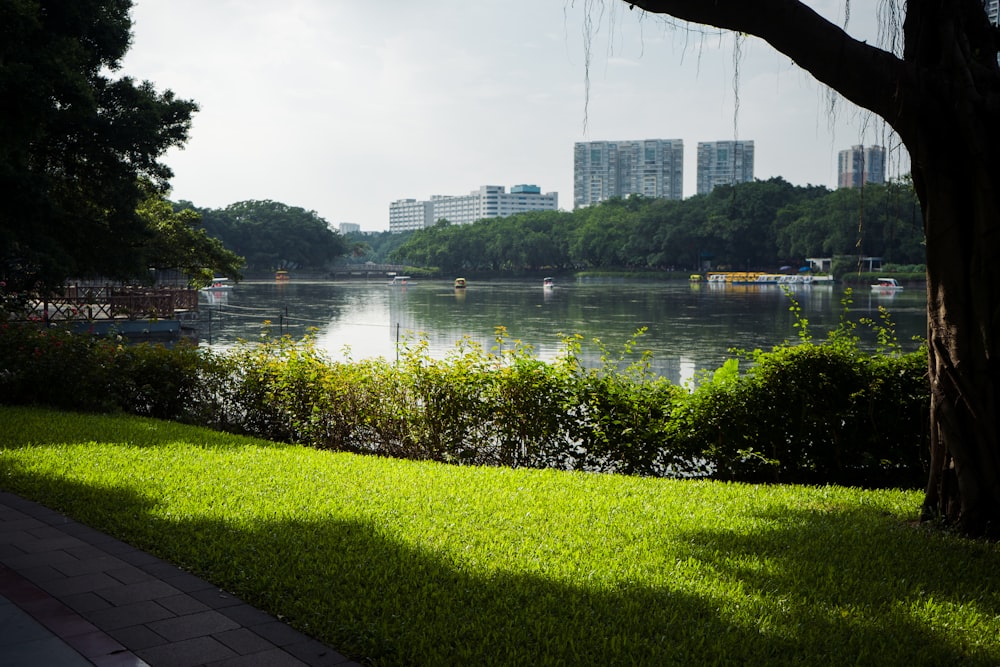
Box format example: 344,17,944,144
120,1,908,231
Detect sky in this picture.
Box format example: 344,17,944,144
119,1,908,232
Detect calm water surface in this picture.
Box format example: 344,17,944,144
197,278,927,386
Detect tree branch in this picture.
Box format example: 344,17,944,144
624,0,914,136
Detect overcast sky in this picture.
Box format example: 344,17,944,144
120,1,907,232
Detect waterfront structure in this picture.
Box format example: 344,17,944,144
573,139,684,208
837,145,886,189
389,185,558,233
696,140,755,195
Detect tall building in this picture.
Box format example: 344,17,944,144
573,139,684,208
696,140,755,195
987,0,999,25
837,145,886,189
388,199,434,233
388,185,558,233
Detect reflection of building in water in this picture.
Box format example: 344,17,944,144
678,358,696,389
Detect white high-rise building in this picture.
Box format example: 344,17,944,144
573,139,684,208
388,185,558,233
388,199,434,233
696,141,755,195
837,145,886,189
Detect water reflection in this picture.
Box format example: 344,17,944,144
197,279,927,385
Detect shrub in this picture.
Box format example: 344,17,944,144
669,294,929,487
0,308,930,489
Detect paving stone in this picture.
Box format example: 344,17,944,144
62,591,115,614
17,563,66,584
96,579,182,606
137,635,238,667
147,608,241,641
106,623,170,650
41,571,123,597
252,620,312,647
20,535,87,552
284,638,359,666
157,592,211,615
189,587,246,609
221,603,276,628
213,627,275,655
54,554,131,578
161,571,217,593
105,563,157,585
0,520,45,537
139,560,188,579
0,542,26,559
3,548,79,570
88,600,176,631
205,647,311,667
63,627,130,660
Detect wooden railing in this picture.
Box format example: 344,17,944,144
31,285,199,322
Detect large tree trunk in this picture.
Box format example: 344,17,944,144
624,0,1000,535
913,112,1000,537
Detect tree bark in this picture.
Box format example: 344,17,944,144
624,0,1000,535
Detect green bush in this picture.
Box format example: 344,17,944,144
668,294,929,487
0,311,930,488
0,323,119,411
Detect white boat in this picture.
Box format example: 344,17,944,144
543,277,555,289
388,275,414,286
871,277,903,291
200,277,233,291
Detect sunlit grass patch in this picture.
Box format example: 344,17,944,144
1,406,997,666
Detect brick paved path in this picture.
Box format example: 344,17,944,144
0,491,362,667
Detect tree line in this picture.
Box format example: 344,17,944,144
388,178,923,275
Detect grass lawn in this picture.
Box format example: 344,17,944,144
1,405,998,666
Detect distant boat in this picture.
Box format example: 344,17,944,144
275,269,290,281
543,277,555,289
388,275,413,286
871,277,903,291
200,277,233,291
454,277,467,289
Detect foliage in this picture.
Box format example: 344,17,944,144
0,302,930,487
191,200,348,273
340,230,415,265
2,406,998,666
0,0,198,291
670,292,929,487
390,179,925,275
136,183,244,286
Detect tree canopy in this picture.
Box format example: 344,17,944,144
192,200,348,274
0,0,198,291
390,178,923,274
137,184,244,287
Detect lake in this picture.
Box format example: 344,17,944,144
197,278,927,386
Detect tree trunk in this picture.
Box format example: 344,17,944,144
914,121,1000,537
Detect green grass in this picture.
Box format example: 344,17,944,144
1,406,998,666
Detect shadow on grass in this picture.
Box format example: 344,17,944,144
2,462,999,667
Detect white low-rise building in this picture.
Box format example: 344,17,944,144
389,185,558,233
